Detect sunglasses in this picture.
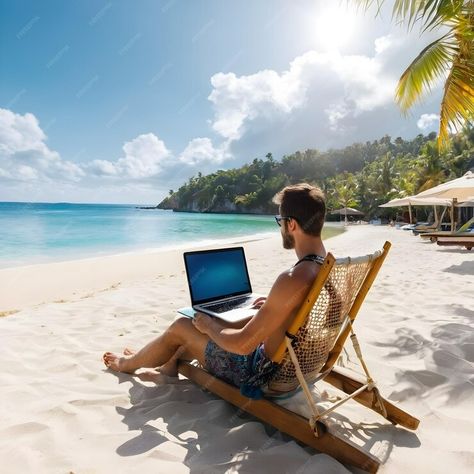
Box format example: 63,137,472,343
274,215,295,227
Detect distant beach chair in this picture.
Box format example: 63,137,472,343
412,207,448,235
178,241,419,473
436,234,474,250
420,216,474,242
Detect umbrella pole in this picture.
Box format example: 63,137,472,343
451,199,457,231
408,203,413,224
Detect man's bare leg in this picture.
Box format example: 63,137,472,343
103,317,209,373
125,345,186,376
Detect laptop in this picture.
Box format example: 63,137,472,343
180,246,262,323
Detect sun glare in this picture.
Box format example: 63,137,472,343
314,5,357,51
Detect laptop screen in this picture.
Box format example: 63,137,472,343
184,247,252,305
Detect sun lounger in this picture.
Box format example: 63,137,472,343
420,216,474,242
412,208,448,235
436,235,474,250
178,241,419,472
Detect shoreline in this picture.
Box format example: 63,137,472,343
1,221,346,271
0,230,279,271
0,231,277,313
0,225,345,314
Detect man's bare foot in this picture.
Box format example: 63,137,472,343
103,352,134,373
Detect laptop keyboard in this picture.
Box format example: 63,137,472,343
204,296,253,313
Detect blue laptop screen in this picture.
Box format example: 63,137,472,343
184,248,251,304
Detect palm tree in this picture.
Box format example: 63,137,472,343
415,141,448,191
355,1,474,149
330,173,359,224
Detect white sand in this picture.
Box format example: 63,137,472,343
0,225,473,473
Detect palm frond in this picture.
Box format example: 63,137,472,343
395,33,455,111
392,0,426,29
438,49,474,148
420,0,464,32
352,1,465,31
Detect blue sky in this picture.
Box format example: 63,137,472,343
0,0,444,203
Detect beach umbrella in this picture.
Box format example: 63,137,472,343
331,207,364,215
414,171,474,201
379,196,452,224
330,207,364,225
413,171,474,230
379,196,453,207
379,197,415,223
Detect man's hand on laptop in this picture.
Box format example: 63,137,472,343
192,312,214,335
251,296,266,309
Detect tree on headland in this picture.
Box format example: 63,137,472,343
354,0,474,149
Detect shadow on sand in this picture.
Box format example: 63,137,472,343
106,370,420,472
442,260,474,275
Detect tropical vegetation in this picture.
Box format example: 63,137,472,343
158,126,474,219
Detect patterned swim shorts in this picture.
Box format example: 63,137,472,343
204,340,280,398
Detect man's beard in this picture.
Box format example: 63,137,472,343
282,226,295,249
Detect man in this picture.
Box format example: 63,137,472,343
103,183,327,392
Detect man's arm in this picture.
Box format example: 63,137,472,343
193,271,311,355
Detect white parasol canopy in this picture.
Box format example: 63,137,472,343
330,207,364,215
413,171,474,201
379,195,452,225
379,196,453,207
412,171,474,230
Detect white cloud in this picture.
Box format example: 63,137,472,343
208,55,311,140
87,159,118,176
0,108,84,182
208,45,398,141
0,109,46,154
325,103,350,131
0,110,175,184
119,133,169,178
374,34,404,54
86,133,171,179
417,113,440,131
0,108,232,192
17,165,38,180
179,137,230,165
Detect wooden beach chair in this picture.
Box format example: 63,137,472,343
412,207,448,235
178,241,419,472
436,234,474,250
420,216,474,242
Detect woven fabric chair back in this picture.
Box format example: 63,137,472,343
267,255,376,393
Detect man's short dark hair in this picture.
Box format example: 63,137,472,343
272,183,326,236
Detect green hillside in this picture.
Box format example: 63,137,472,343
159,126,474,219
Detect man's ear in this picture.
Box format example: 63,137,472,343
288,218,297,231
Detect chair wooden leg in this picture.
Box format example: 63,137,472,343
324,366,420,430
178,361,380,473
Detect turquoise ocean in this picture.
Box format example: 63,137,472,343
0,202,343,269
